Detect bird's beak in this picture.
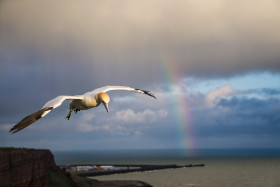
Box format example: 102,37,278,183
102,101,109,114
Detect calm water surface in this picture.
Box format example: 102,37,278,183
53,149,280,187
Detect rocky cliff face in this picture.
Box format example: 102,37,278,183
0,148,152,187
0,148,76,187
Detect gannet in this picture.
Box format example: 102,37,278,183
10,86,156,134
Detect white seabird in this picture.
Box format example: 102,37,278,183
10,86,156,134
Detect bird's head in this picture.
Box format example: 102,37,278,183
98,92,110,114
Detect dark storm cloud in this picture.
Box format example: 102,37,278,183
1,0,280,81
219,97,280,125
191,96,280,138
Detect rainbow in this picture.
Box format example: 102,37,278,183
159,54,195,156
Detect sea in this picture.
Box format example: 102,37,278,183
53,149,280,187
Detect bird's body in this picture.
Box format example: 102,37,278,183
70,97,96,110
10,86,156,134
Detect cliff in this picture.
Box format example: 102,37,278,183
0,148,76,187
0,148,152,187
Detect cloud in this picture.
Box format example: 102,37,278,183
76,122,94,133
112,109,168,124
204,85,236,108
1,0,280,83
75,108,168,134
150,83,280,147
248,88,280,97
192,95,280,138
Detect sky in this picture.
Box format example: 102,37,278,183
0,0,280,153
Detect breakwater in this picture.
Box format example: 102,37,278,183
73,164,205,177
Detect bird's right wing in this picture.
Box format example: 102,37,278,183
9,107,54,134
10,95,84,134
42,95,84,110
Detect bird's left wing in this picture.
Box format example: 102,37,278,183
10,95,83,134
86,86,156,99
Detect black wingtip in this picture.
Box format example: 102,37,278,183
135,89,156,99
10,129,19,134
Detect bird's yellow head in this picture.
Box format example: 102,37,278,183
98,92,110,113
